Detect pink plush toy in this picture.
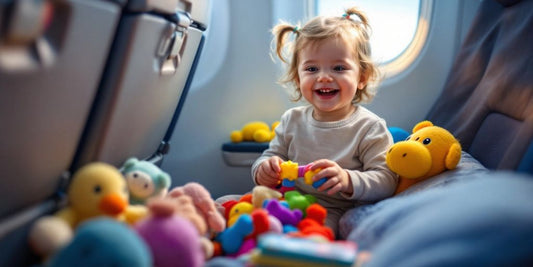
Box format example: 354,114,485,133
135,208,204,267
146,196,207,235
168,182,226,233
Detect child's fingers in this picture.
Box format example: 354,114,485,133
312,167,334,182
327,183,343,195
258,168,279,187
309,159,333,170
316,176,344,195
270,160,283,176
270,157,282,173
261,165,279,180
316,176,337,192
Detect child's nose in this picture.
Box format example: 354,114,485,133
317,72,333,82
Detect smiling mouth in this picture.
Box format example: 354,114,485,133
315,88,339,96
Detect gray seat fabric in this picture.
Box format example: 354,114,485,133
425,0,533,171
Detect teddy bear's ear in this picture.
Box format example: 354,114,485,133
412,121,434,133
445,143,462,170
156,173,171,189
123,157,138,169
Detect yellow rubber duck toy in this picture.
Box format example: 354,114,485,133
56,162,147,228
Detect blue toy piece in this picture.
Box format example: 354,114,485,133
311,178,327,188
279,161,327,192
216,214,254,254
388,126,410,143
48,218,151,267
281,178,326,188
282,224,298,234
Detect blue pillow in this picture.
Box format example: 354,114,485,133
350,172,533,266
339,151,487,239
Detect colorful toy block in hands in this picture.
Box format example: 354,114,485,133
279,161,327,191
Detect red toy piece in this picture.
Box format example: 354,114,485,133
248,209,270,240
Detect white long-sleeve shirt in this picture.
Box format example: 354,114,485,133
252,105,398,210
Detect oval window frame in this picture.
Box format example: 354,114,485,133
306,0,433,79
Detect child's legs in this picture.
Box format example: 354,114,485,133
215,194,243,204
325,207,346,239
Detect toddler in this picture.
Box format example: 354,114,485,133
252,6,398,236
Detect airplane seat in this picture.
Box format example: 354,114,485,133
425,0,533,174
72,0,210,169
0,0,210,265
0,0,122,265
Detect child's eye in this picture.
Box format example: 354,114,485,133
305,66,318,72
333,65,346,71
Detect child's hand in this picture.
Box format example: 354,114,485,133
310,159,353,195
256,156,283,188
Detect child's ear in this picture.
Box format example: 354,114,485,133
358,69,371,89
357,76,368,89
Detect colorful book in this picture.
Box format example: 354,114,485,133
250,234,357,267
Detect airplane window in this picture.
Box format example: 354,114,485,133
312,0,431,78
189,0,229,89
315,0,419,63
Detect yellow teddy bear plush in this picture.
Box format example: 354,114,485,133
230,121,280,143
386,121,462,194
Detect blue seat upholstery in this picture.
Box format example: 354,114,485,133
425,0,533,173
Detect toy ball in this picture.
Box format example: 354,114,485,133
48,218,151,267
135,214,204,267
28,216,73,258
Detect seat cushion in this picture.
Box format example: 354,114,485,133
354,172,533,267
339,151,487,239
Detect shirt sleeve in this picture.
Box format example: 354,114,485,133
251,112,290,184
341,120,399,201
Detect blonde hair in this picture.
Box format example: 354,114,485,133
272,7,380,103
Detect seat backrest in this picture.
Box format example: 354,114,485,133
0,1,122,266
72,0,208,169
0,0,121,221
426,0,533,172
0,0,210,265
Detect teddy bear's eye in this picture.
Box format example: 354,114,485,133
423,138,431,145
415,137,420,141
133,172,138,178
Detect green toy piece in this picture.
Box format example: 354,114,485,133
284,190,317,216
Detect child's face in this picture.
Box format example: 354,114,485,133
297,38,365,121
